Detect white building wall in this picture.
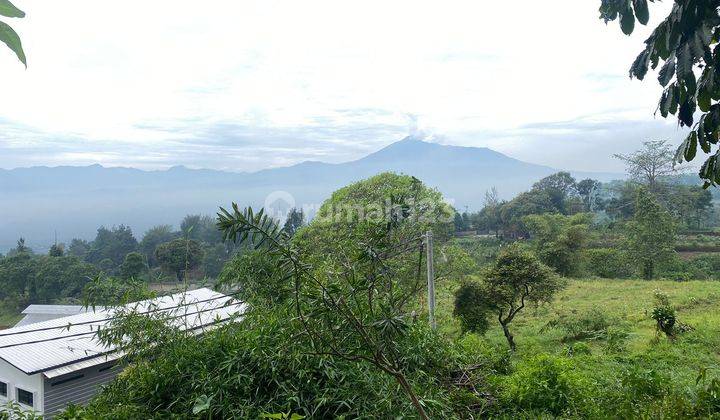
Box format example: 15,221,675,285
0,358,44,415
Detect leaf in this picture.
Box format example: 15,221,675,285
698,82,712,112
630,49,650,80
678,97,695,127
658,57,675,87
0,20,25,66
192,395,212,414
670,85,680,114
699,128,711,153
619,2,635,35
684,131,698,161
659,90,670,117
0,0,24,18
676,43,692,83
632,0,649,25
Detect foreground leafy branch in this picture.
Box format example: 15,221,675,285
217,202,432,419
599,0,720,186
0,0,26,66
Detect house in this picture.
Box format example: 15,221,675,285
15,305,89,327
0,288,244,418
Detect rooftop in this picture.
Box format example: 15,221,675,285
0,288,244,378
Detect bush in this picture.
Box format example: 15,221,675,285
604,326,630,354
63,308,479,419
542,307,613,342
500,354,587,416
453,281,493,334
582,248,634,278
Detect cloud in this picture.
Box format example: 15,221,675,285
0,0,680,172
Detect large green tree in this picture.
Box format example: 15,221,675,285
86,225,139,266
626,188,677,279
523,213,591,277
154,238,204,281
119,252,148,280
139,225,177,266
181,214,222,244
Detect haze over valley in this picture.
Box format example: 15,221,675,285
0,137,621,252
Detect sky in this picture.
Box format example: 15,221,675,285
0,0,688,173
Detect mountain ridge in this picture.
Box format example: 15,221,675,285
0,138,622,252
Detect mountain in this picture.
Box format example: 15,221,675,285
0,137,621,252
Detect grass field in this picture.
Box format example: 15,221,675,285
434,277,720,417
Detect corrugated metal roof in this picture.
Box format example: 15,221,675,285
0,288,244,376
15,305,91,328
21,305,88,315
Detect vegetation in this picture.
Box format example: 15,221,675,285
600,0,720,186
154,238,204,282
0,0,25,66
4,163,707,419
626,188,677,279
454,245,563,351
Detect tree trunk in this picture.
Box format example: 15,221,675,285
501,323,516,352
642,260,654,280
393,372,429,420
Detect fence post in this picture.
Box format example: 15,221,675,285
425,231,436,329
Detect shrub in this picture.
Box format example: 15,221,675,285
542,307,612,342
567,342,592,356
651,290,693,339
604,326,630,354
500,354,587,416
582,248,633,278
453,281,493,334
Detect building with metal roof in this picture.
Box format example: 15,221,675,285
0,288,244,418
15,305,90,328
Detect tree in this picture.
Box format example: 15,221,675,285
576,179,601,211
498,189,557,238
181,214,222,244
139,225,177,266
614,140,676,190
282,208,305,237
626,188,676,279
48,243,64,257
201,243,230,278
7,237,31,256
82,275,154,307
67,238,90,259
453,244,563,351
154,239,204,282
86,225,139,266
0,0,26,66
217,173,455,419
474,187,503,237
599,1,720,185
523,213,591,277
31,255,97,303
604,181,639,220
217,248,289,306
120,252,148,280
533,172,578,206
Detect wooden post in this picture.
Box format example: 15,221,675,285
425,231,436,329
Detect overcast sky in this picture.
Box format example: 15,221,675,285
0,0,688,173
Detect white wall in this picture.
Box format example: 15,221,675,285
0,359,44,415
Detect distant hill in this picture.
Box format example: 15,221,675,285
0,137,621,252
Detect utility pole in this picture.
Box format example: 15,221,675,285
425,231,436,329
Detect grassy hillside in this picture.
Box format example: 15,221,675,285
434,278,720,417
